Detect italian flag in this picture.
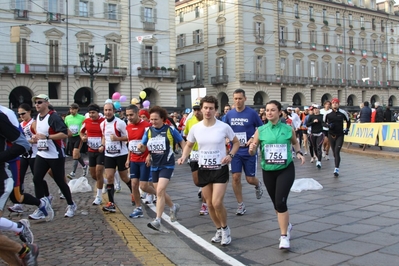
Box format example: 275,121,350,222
387,81,390,86
340,79,345,84
15,64,29,73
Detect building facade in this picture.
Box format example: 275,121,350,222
176,0,399,111
0,0,177,110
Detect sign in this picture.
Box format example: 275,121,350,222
380,123,399,148
345,123,378,145
136,35,153,44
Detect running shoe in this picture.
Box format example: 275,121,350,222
17,219,34,244
316,161,321,169
221,226,231,246
8,203,24,213
82,165,88,177
67,171,75,179
310,157,315,163
129,207,144,218
325,155,330,160
21,243,39,266
236,203,246,216
169,203,180,222
64,202,77,218
334,168,339,177
144,193,153,204
211,229,222,243
279,236,290,249
28,209,45,220
102,184,107,194
147,219,161,231
287,223,293,240
39,197,54,222
199,203,208,215
322,150,326,158
102,202,116,212
255,181,263,199
47,194,54,204
92,196,102,205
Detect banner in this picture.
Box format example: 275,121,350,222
344,123,378,145
380,123,399,148
15,64,29,73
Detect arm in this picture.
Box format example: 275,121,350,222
248,130,259,156
177,141,194,164
0,114,29,162
291,128,305,165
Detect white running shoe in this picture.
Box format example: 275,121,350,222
65,202,77,218
17,219,34,244
39,197,54,222
221,226,231,246
236,203,246,216
279,236,290,249
211,229,222,243
144,193,153,204
287,223,293,240
92,196,102,205
82,165,88,177
316,161,321,169
8,203,24,213
67,172,75,179
28,209,45,220
169,203,180,222
199,203,208,215
325,155,330,160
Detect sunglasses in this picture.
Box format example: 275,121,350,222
35,101,44,105
18,112,26,116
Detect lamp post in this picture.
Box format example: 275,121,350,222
79,45,104,104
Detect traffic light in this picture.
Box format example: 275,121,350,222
104,45,111,62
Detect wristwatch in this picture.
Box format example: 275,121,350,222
229,153,234,158
46,134,49,139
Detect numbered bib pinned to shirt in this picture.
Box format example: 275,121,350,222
199,150,222,170
87,137,102,150
235,132,247,147
106,141,121,154
128,139,143,154
37,139,49,151
264,144,287,165
147,136,166,154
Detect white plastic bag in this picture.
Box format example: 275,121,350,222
68,177,92,193
291,178,323,193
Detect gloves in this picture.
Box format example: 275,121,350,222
328,123,334,129
343,129,349,135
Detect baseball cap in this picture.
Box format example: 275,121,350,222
331,98,340,104
32,94,49,103
192,100,201,109
312,104,320,109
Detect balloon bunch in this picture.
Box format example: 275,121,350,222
131,91,151,109
105,92,127,109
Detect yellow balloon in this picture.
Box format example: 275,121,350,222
139,91,147,99
131,98,139,104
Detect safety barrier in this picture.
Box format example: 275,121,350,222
344,123,399,148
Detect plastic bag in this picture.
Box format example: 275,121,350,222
68,177,92,193
291,178,323,193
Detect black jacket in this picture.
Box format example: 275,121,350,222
383,109,392,122
375,106,384,122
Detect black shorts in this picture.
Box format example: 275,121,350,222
189,161,199,172
104,154,128,171
68,136,88,154
88,151,105,167
197,165,229,187
323,130,329,136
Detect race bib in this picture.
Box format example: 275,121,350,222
106,141,121,154
37,139,49,151
87,137,102,150
69,125,79,135
264,144,288,165
128,139,142,154
199,150,222,170
190,150,199,162
147,136,166,154
235,132,247,147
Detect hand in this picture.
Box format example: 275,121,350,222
98,146,104,152
36,133,47,140
125,161,130,169
110,134,116,141
343,129,349,135
314,119,318,123
177,157,186,165
248,142,257,154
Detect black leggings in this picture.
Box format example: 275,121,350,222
262,162,295,213
328,134,344,168
310,133,324,162
33,156,73,205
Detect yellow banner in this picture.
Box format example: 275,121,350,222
344,123,379,145
379,123,399,148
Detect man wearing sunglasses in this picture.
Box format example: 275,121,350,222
30,94,77,218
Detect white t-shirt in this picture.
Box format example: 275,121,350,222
320,108,332,131
187,119,235,169
100,117,128,157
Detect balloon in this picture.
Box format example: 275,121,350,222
131,98,139,105
143,100,150,108
119,95,127,102
112,92,121,100
113,101,121,109
105,99,113,104
139,91,147,99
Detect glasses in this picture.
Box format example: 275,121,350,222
18,112,26,116
35,101,44,105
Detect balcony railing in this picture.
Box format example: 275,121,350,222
295,41,302,49
137,69,177,81
0,64,67,75
177,78,203,90
74,66,127,77
217,37,225,46
255,37,264,44
143,21,155,31
14,9,28,20
211,75,228,85
279,39,287,47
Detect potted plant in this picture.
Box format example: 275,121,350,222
150,66,156,72
161,66,167,72
167,67,173,71
361,26,365,31
310,18,315,22
137,67,142,70
323,20,328,26
336,23,341,27
2,66,9,73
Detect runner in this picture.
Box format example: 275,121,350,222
178,95,240,246
137,106,185,231
320,100,332,160
80,103,105,205
225,89,263,215
324,98,351,177
306,105,324,169
249,100,305,250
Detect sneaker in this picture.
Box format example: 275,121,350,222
39,197,54,222
287,223,293,240
304,151,308,155
21,243,39,266
59,193,65,199
144,193,153,204
115,174,121,193
316,161,321,169
153,196,157,204
82,165,88,177
8,203,24,213
236,203,246,216
102,184,107,194
131,194,135,206
28,209,45,220
17,219,34,244
47,194,54,204
129,207,144,218
221,226,231,246
279,235,290,249
255,181,263,199
334,168,339,177
92,196,102,205
169,203,180,222
147,219,161,231
199,203,208,215
310,157,315,163
211,229,222,243
67,171,75,179
102,202,116,212
322,150,326,158
325,155,330,160
64,202,77,218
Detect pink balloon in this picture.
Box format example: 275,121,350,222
119,95,127,102
112,92,121,100
143,100,150,108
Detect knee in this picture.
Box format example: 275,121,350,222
275,202,288,213
232,175,241,184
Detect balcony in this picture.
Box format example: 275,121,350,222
324,45,330,52
47,12,61,23
143,21,155,31
255,37,264,44
310,43,316,50
74,66,127,79
217,37,225,46
177,78,203,90
337,46,343,53
295,41,302,49
211,75,228,85
14,9,28,20
279,39,287,47
373,51,379,58
137,68,177,82
0,64,70,78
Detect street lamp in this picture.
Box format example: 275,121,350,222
79,45,104,104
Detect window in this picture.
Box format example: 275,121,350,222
294,4,299,18
360,38,366,50
218,0,224,12
179,12,184,23
177,34,185,48
309,6,313,20
337,63,342,79
144,46,153,68
279,26,287,45
16,38,27,64
108,43,118,70
278,1,283,14
108,4,117,20
323,33,329,45
49,40,59,72
79,1,88,17
256,0,261,10
48,0,58,13
217,57,226,76
373,66,377,80
322,9,326,21
193,61,203,83
310,30,316,43
255,22,263,37
218,23,225,38
16,0,26,10
371,39,376,51
359,0,363,6
144,7,153,22
323,62,330,78
195,6,200,18
193,30,202,44
336,34,341,47
295,29,301,42
372,19,376,30
349,14,353,26
310,61,316,78
280,58,286,71
360,16,364,27
349,64,354,79
371,0,375,9
178,64,186,82
256,55,264,75
336,12,340,25
361,65,366,78
381,20,385,32
349,36,354,49
295,59,302,76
